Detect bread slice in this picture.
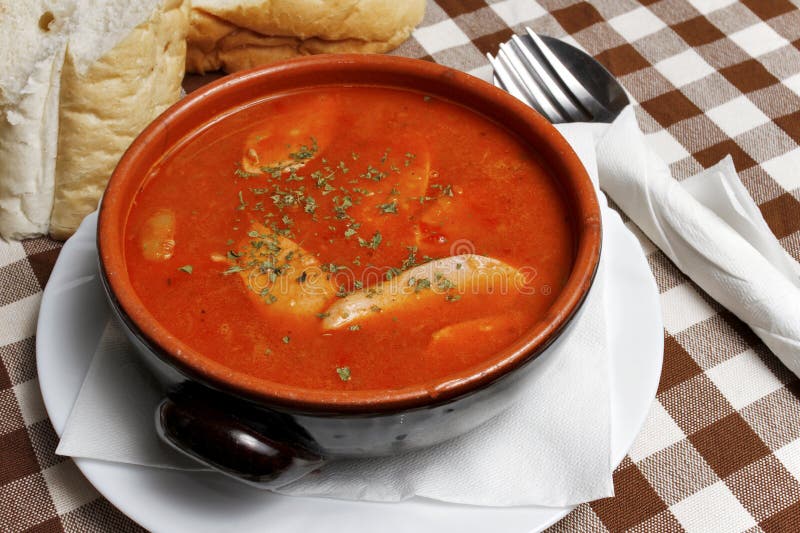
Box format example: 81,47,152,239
49,0,190,239
0,1,70,239
186,0,425,73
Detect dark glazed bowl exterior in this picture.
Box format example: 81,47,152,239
97,55,601,485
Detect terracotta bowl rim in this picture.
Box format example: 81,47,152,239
97,54,602,414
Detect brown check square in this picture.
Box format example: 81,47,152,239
658,335,704,394
741,0,796,21
641,89,704,128
26,249,62,292
760,193,800,238
436,0,488,19
0,428,41,485
761,500,800,533
720,59,781,94
590,464,668,531
689,413,772,478
672,15,726,47
550,2,606,34
695,138,758,171
595,43,651,77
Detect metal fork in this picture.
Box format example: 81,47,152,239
487,28,628,123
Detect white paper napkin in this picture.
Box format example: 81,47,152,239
57,127,615,508
593,107,800,375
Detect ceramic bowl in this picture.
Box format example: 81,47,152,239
97,54,601,487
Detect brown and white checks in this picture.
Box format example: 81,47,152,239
2,0,800,531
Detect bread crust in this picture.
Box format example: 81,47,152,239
186,0,425,73
48,0,190,239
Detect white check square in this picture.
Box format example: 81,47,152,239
730,22,790,58
413,19,471,55
0,239,27,269
689,0,737,15
42,461,101,515
784,73,800,98
609,6,666,43
13,378,47,426
646,129,690,165
775,438,800,480
761,148,800,192
671,481,757,532
0,293,42,345
628,400,686,462
707,95,770,138
489,0,546,27
706,349,784,410
660,283,717,334
655,49,715,88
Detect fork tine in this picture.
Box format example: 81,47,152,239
487,51,557,122
510,35,589,122
496,43,568,123
525,29,607,117
487,53,535,108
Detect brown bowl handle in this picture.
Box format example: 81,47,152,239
156,384,326,487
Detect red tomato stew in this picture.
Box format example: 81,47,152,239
124,87,575,391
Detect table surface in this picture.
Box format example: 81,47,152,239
3,0,800,531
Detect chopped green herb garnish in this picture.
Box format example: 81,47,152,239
223,265,244,275
401,246,418,270
414,278,431,292
337,366,351,381
445,294,462,302
378,200,398,214
282,336,291,344
289,137,318,161
358,231,382,250
178,265,193,274
385,266,402,280
234,167,259,178
316,312,331,319
349,324,361,331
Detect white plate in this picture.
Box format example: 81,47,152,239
37,206,662,533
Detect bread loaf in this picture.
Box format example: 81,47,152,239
49,0,189,239
186,0,425,73
0,2,70,239
0,0,189,240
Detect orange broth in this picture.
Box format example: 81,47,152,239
124,87,575,391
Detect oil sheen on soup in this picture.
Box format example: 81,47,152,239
124,87,575,391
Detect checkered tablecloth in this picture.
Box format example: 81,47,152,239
3,0,800,531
